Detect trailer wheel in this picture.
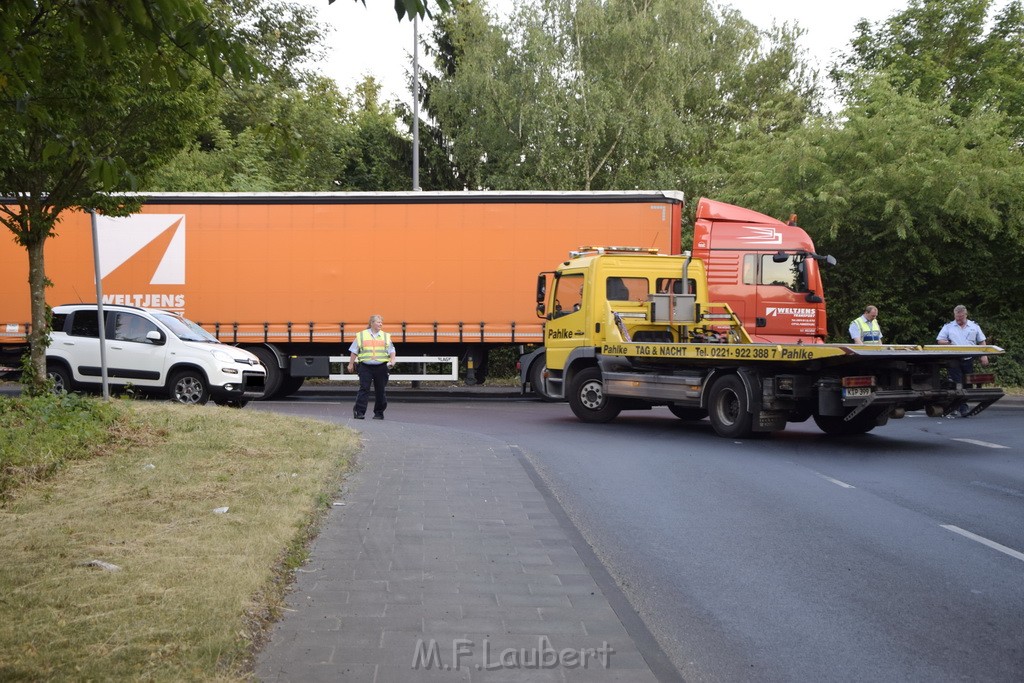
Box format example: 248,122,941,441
813,409,881,436
529,358,558,402
568,367,621,423
214,398,249,408
708,374,754,438
277,375,305,398
250,347,282,400
168,370,210,405
668,405,707,421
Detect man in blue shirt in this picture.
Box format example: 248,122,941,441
937,305,989,417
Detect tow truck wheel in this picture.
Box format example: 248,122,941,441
529,358,558,402
813,409,881,436
568,367,621,423
708,374,754,438
668,405,708,421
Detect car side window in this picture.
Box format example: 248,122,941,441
113,312,157,343
51,313,69,333
69,311,102,338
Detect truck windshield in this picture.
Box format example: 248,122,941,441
553,273,584,316
152,312,220,343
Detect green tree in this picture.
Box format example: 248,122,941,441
0,1,258,394
424,0,816,193
833,0,1024,140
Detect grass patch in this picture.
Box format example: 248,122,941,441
0,400,358,681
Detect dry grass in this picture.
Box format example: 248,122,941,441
0,401,357,681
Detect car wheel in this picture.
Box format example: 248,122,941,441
708,374,754,438
168,370,210,405
568,367,621,423
47,363,73,394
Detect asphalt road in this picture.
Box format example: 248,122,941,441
7,378,1020,681
251,390,1024,682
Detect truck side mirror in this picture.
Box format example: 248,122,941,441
772,251,789,263
536,303,546,318
536,274,547,303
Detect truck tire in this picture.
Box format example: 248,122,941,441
277,375,305,398
708,374,754,438
250,347,282,400
168,369,210,405
214,398,249,408
668,404,707,421
47,362,73,394
568,367,621,423
529,358,558,402
813,409,881,436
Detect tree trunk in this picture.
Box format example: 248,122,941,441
25,236,49,395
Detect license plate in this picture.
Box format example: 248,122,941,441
843,387,872,398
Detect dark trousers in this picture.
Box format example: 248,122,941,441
354,362,389,416
947,358,974,385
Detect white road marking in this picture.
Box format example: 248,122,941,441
951,438,1008,449
819,475,855,489
941,525,1024,563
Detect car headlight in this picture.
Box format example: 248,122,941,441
212,349,234,363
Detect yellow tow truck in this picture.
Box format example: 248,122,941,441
529,247,1004,438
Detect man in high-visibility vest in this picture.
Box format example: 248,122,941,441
347,315,396,420
849,305,882,344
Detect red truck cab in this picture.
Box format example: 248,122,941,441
691,198,833,343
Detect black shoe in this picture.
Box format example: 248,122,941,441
353,413,364,420
372,414,384,420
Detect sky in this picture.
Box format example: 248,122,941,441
303,0,915,105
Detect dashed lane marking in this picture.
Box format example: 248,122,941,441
941,525,1024,563
951,438,1009,449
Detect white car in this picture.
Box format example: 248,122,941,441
46,304,266,406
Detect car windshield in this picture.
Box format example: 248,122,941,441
152,312,219,343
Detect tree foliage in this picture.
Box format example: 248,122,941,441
833,0,1024,140
0,1,256,392
424,0,816,192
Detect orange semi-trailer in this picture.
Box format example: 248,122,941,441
1,191,681,397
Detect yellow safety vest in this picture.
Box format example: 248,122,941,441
854,317,882,343
356,330,392,363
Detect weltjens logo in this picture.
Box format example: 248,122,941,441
766,307,815,318
96,214,186,312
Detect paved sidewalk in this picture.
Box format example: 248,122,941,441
255,419,668,682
